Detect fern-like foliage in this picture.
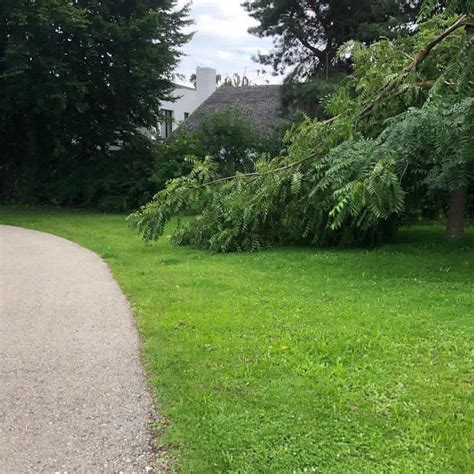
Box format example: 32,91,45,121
129,12,473,252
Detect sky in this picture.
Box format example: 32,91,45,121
175,0,283,86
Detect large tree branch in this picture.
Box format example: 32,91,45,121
359,15,471,118
287,16,327,63
200,152,321,187
200,16,471,187
358,80,449,119
286,53,314,81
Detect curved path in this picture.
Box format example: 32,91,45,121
0,225,156,472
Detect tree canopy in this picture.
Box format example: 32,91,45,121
0,0,190,206
130,7,473,250
243,0,420,80
242,0,422,119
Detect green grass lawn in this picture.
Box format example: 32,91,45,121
1,206,473,473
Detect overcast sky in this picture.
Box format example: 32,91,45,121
175,0,283,86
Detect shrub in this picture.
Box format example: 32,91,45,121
151,107,286,191
1,134,158,212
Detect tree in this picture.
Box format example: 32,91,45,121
130,8,473,248
243,0,421,119
0,0,191,207
242,0,420,80
221,73,251,87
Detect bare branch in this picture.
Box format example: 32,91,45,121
200,152,321,187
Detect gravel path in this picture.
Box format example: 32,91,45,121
0,225,157,472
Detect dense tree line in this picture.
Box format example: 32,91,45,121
0,0,190,208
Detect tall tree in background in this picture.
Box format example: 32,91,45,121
0,0,190,207
243,0,420,117
243,0,420,79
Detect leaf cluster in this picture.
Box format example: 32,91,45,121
0,0,191,208
130,12,473,251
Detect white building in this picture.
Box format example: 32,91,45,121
159,67,216,139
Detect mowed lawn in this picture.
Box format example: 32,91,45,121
1,207,473,473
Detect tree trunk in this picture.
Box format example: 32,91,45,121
446,185,467,240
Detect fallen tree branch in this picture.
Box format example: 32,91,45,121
359,80,441,119
359,15,470,118
199,16,471,187
200,151,320,187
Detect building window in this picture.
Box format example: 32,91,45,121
184,112,189,120
162,109,173,139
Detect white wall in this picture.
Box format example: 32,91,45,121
158,67,216,139
159,86,196,138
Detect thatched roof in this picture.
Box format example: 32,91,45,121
185,85,288,136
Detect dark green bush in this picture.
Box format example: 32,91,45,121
1,135,157,211
1,109,285,211
187,107,277,176
151,107,287,190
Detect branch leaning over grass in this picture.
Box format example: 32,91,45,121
194,16,471,188
359,15,471,118
200,151,321,187
197,18,470,189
